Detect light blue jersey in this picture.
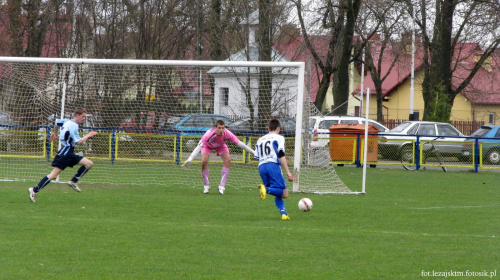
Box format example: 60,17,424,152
56,119,81,155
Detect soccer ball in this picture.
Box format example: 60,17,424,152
298,198,313,212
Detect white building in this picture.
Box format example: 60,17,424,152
208,10,299,120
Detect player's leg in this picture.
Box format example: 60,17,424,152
275,188,289,220
258,164,289,220
218,151,231,195
33,167,63,192
275,197,289,220
70,157,93,183
269,165,289,219
29,167,63,202
258,165,270,201
201,152,211,193
68,156,93,192
258,164,283,196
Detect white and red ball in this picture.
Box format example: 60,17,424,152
298,198,313,212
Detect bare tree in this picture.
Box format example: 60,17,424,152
356,0,406,121
408,0,500,121
1,0,67,126
295,0,362,114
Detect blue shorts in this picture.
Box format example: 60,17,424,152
258,163,287,189
51,153,83,170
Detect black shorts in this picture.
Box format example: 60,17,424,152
51,153,83,170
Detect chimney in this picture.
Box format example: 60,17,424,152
241,10,259,47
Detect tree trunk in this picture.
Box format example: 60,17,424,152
315,76,332,113
421,0,454,122
258,0,273,124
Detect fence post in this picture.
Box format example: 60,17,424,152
415,135,421,170
355,133,361,167
111,129,116,164
474,138,479,173
176,133,181,165
45,126,51,161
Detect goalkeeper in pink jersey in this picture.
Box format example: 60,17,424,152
182,120,255,194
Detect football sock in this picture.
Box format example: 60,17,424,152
275,197,287,215
266,187,284,197
202,169,210,186
34,176,51,192
71,166,89,183
219,167,229,187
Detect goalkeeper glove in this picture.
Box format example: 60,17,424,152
182,160,191,170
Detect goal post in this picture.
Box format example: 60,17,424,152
0,56,355,194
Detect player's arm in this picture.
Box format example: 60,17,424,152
49,119,64,142
49,125,58,142
76,131,97,145
182,141,202,169
278,151,293,182
227,129,255,154
236,141,255,154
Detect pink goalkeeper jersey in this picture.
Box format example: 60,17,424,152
201,128,240,150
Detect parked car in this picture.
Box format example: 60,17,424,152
226,117,296,137
165,114,188,129
169,114,234,136
308,115,390,148
119,112,167,133
461,125,500,164
0,112,15,131
378,121,467,160
0,112,19,151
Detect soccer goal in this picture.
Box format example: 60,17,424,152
0,57,355,194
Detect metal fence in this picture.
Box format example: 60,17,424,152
1,124,498,172
379,120,484,135
315,131,499,172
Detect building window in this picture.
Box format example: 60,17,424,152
220,87,229,106
489,113,495,125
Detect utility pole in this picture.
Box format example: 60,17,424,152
409,3,416,121
197,0,203,113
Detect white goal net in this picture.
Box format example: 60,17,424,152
0,57,353,194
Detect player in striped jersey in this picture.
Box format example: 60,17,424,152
254,119,294,220
28,107,97,202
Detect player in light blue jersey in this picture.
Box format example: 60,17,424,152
254,119,294,220
28,107,97,202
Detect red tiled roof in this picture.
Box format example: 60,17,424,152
451,48,500,105
274,35,331,102
352,41,500,105
352,40,424,97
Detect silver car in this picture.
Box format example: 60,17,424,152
378,121,467,160
308,115,389,148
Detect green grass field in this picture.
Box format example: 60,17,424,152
1,167,498,279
